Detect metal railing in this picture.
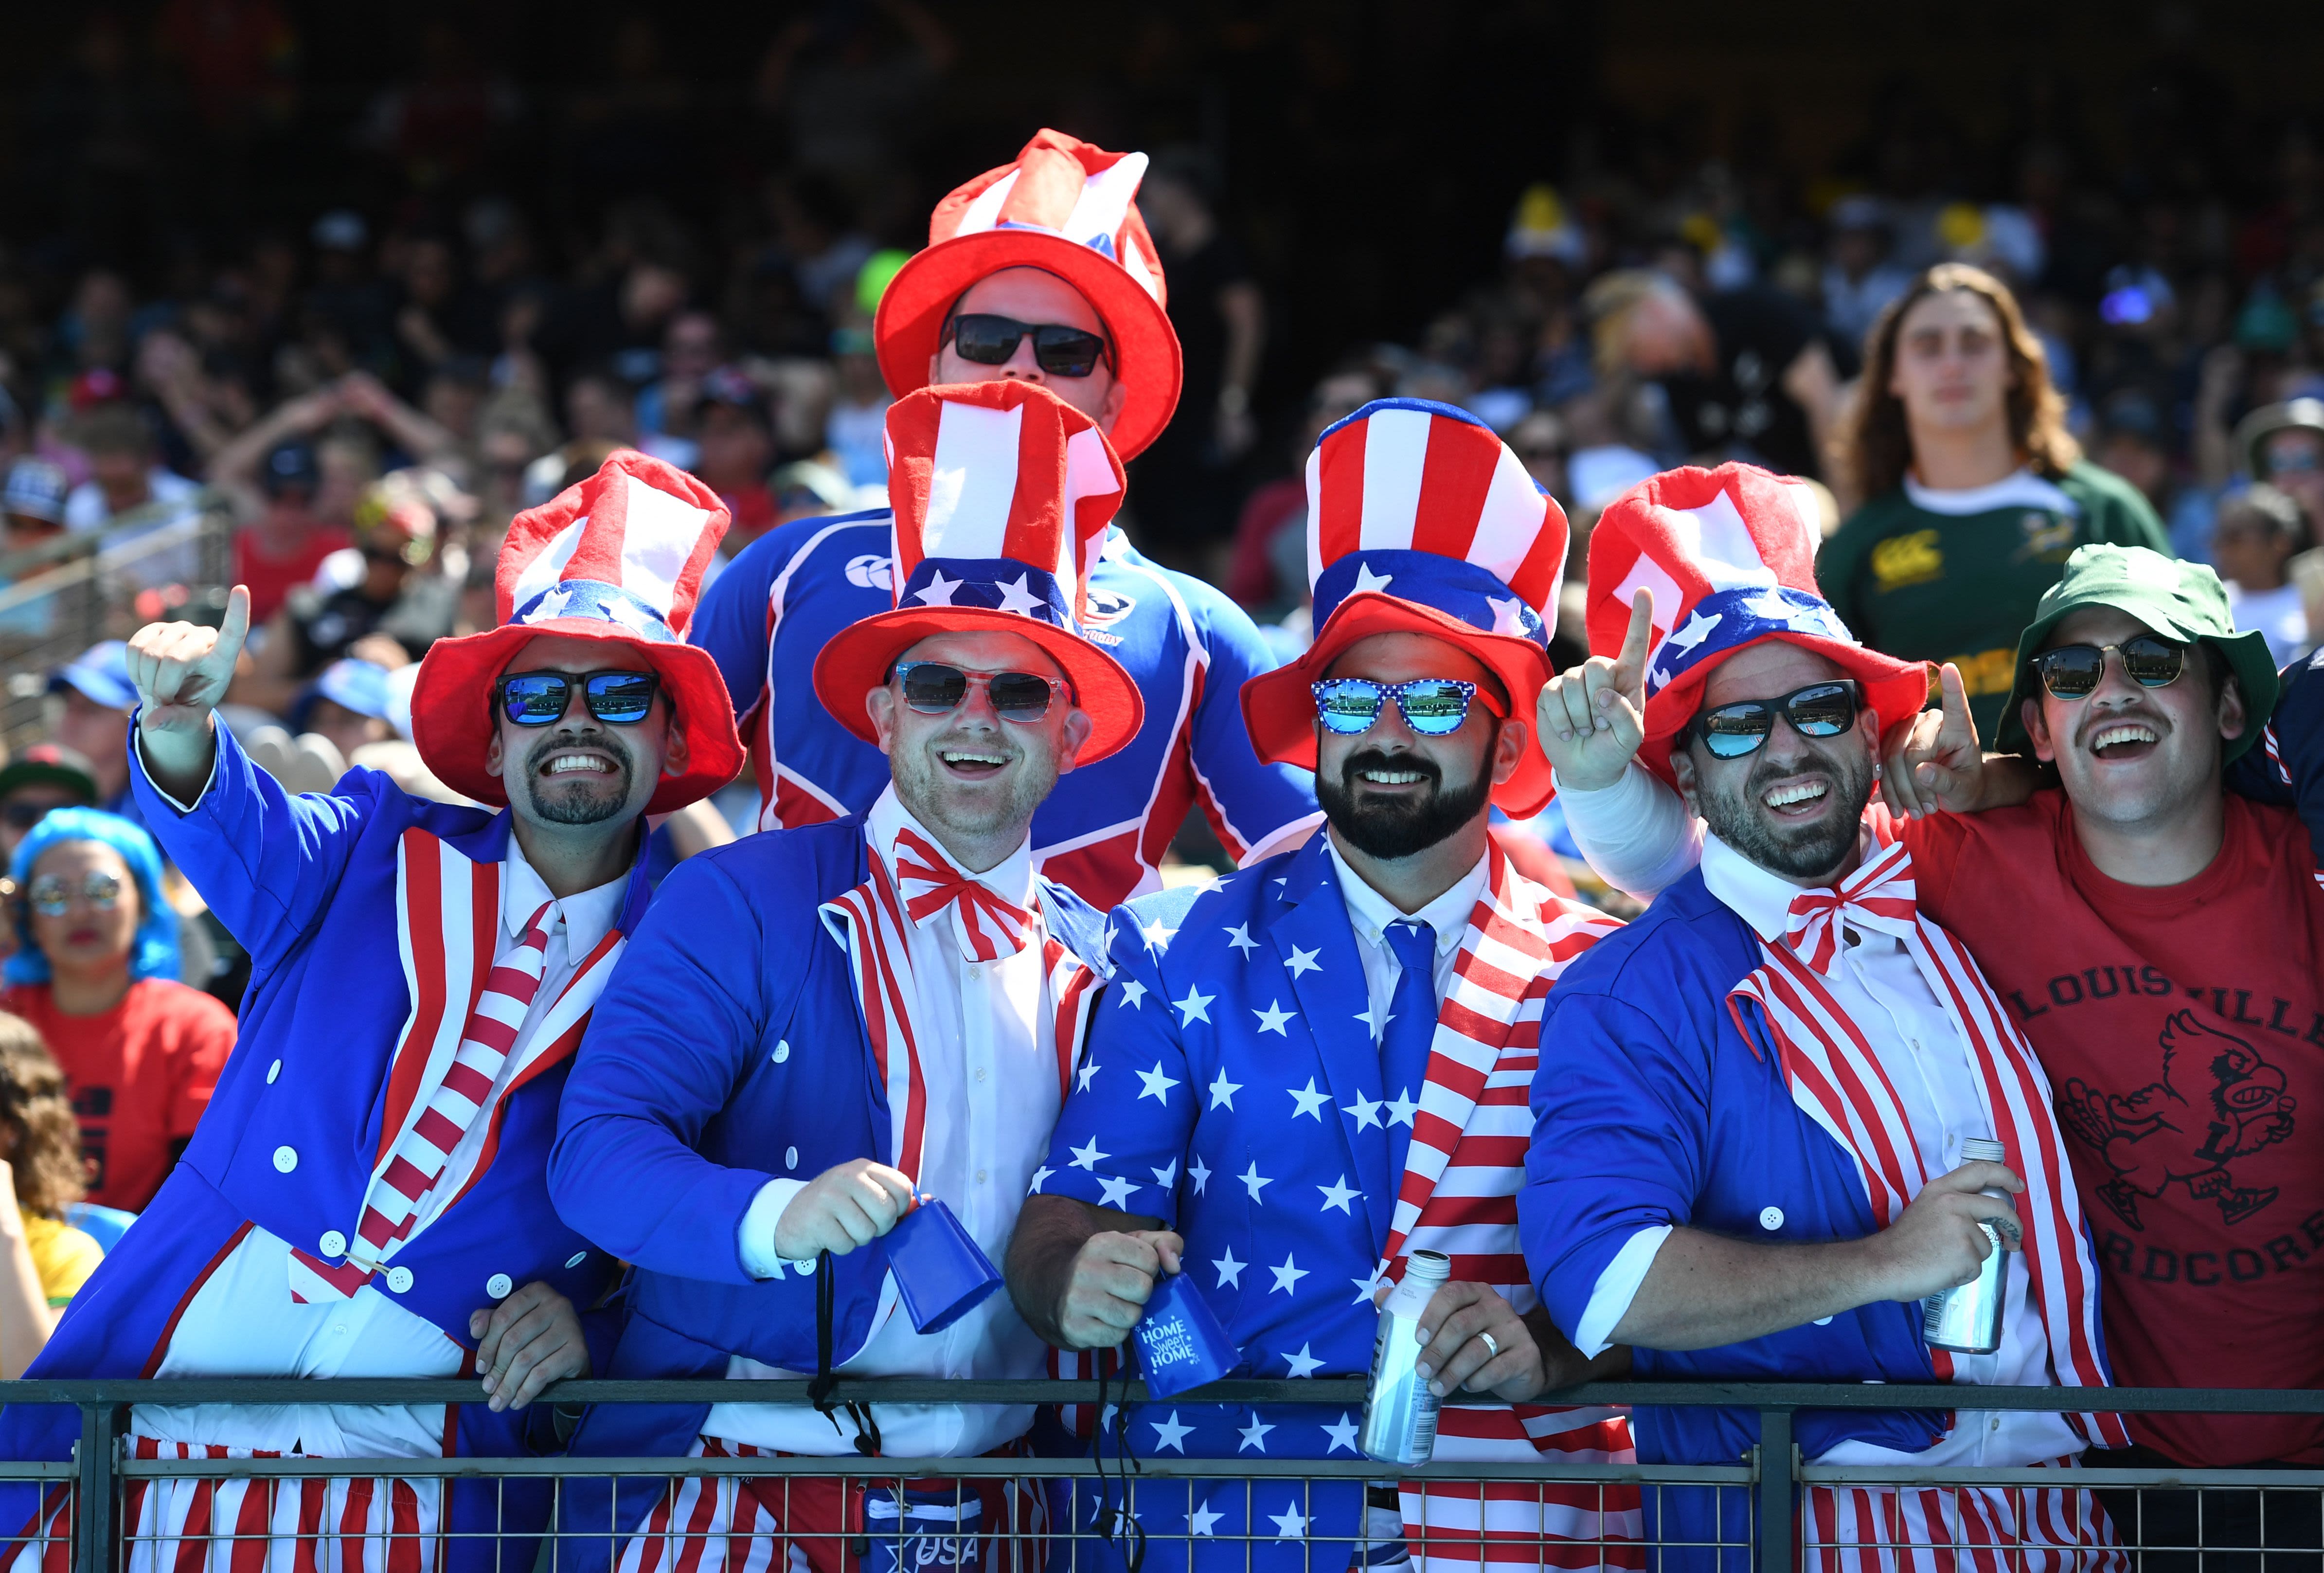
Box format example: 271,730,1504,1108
4,1377,2322,1571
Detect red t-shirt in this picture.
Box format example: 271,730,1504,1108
232,523,353,625
1896,792,2324,1465
1,978,236,1211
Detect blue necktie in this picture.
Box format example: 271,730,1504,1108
1380,920,1438,1182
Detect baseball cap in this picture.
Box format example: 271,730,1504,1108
0,744,99,806
694,366,772,427
264,441,321,497
47,641,137,712
1996,544,2279,764
2,458,69,524
291,658,393,733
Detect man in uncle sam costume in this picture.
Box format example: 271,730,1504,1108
1007,398,1640,1573
0,450,746,1573
1522,464,2128,1569
549,379,1134,1573
690,127,1318,908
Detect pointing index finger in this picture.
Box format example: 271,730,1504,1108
1611,587,1655,696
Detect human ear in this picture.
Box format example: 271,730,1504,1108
2023,696,2056,763
867,687,898,758
484,730,506,780
1491,715,1530,787
2217,675,2249,746
1670,748,1703,818
1055,707,1094,773
660,714,692,777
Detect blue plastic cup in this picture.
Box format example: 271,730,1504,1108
882,1197,1003,1334
1133,1267,1237,1398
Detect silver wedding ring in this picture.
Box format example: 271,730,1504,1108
1477,1330,1500,1359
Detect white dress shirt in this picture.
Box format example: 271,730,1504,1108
1576,831,2082,1468
1323,833,1489,1030
711,787,1059,1459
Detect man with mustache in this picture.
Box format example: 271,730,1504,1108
1553,538,2324,1551
1007,400,1637,1573
548,380,1135,1573
1524,465,2126,1568
0,452,745,1573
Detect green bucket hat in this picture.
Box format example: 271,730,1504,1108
1995,544,2280,764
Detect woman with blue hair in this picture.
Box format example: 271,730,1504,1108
0,809,233,1211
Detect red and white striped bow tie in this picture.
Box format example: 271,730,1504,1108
288,901,558,1303
891,827,1032,961
1783,841,1919,976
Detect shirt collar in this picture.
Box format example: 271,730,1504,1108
1324,834,1489,958
1700,828,1892,951
868,783,1037,919
503,836,629,958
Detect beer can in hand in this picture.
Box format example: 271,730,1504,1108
1360,1249,1451,1466
1923,1137,2010,1355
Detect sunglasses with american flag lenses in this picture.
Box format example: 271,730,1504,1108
1311,677,1488,736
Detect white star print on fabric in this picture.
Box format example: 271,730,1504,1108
994,574,1046,616
1354,1001,1393,1039
1283,1342,1324,1378
1237,1416,1275,1453
1485,593,1535,637
1140,917,1178,952
1029,1166,1053,1194
1224,922,1260,958
1342,1093,1382,1131
1150,1158,1178,1189
1285,945,1322,978
1187,1156,1211,1194
1268,1503,1308,1539
1238,1161,1273,1202
1252,1000,1295,1036
1136,1063,1179,1103
1740,588,1797,624
1208,1070,1241,1111
912,569,963,607
1118,979,1147,1010
1286,1078,1329,1119
1350,1271,1386,1304
1386,1087,1420,1127
1352,561,1394,596
1149,1412,1192,1453
1665,606,1721,654
1069,1137,1107,1171
1076,1060,1101,1092
1212,1246,1245,1288
1187,1501,1223,1537
1322,1413,1360,1454
1174,986,1215,1026
1317,1175,1359,1214
1269,1253,1309,1294
1097,1174,1138,1210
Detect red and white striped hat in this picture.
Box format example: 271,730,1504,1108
811,380,1144,762
874,129,1183,460
1240,398,1571,814
1586,462,1929,785
409,450,745,813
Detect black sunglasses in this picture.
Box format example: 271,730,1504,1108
1690,681,1862,759
2030,635,2185,699
1,802,51,831
498,670,661,726
892,661,1068,723
941,313,1111,379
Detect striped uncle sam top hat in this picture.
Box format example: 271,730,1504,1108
1240,398,1572,815
409,449,745,814
1586,462,1930,785
873,128,1183,460
811,379,1145,762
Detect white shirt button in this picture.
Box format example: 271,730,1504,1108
786,1147,799,1170
975,1169,987,1184
773,1041,790,1064
975,1066,988,1082
267,1060,282,1085
486,1273,513,1300
272,1146,298,1173
565,1251,588,1269
332,1324,348,1337
319,1231,347,1258
1758,1206,1785,1230
385,1266,414,1293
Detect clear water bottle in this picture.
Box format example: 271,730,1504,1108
1922,1137,2011,1355
1360,1249,1451,1466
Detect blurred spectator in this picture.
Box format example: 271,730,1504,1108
43,645,137,821
229,442,352,624
691,367,779,549
0,810,234,1212
0,749,98,871
1584,267,1842,482
824,320,891,488
63,406,203,587
767,459,856,526
1819,264,2170,737
565,368,693,470
2092,389,2214,564
636,309,722,443
2235,398,2324,538
287,658,394,763
1821,196,1913,353
0,1013,103,1372
2211,484,2313,667
0,460,72,639
1225,366,1379,615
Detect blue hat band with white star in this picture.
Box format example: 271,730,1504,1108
510,579,679,643
1644,584,1859,697
1313,549,1548,651
897,556,1078,631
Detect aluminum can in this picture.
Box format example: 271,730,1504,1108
1922,1137,2010,1355
1360,1249,1450,1466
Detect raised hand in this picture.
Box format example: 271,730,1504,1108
127,584,250,738
1879,663,1982,819
1536,586,1652,793
1864,1159,2023,1304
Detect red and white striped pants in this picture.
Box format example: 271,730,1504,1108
1802,1459,2125,1573
120,1438,441,1573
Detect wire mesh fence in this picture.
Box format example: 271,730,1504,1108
4,1379,2323,1573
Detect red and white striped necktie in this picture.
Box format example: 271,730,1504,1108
289,901,559,1303
889,827,1031,961
1782,838,1919,977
